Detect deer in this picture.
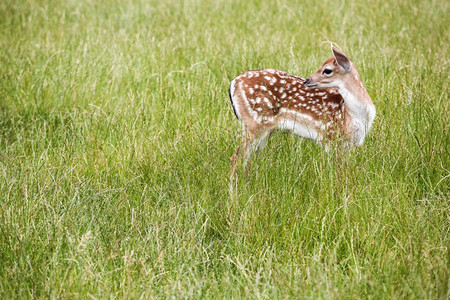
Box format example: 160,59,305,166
228,46,376,179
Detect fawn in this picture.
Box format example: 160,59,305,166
229,47,376,177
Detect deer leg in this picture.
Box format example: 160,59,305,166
242,130,272,175
255,130,271,153
230,130,257,179
232,129,272,171
230,144,241,180
230,129,272,191
229,142,240,196
229,134,253,194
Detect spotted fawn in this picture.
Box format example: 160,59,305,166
229,47,376,177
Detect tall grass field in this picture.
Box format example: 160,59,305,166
1,0,449,298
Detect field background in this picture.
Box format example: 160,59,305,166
1,0,449,298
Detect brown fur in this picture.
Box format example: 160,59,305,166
229,69,349,177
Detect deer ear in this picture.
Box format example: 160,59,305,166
332,47,352,73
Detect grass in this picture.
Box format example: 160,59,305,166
0,0,449,298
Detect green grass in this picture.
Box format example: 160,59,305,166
1,0,449,298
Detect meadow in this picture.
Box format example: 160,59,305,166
0,0,449,298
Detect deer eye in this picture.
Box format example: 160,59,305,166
323,68,333,75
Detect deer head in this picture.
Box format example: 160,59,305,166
304,47,355,90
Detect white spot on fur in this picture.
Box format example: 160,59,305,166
264,97,273,108
328,102,339,108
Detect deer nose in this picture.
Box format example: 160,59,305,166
304,78,311,85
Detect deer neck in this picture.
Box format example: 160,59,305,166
337,75,376,145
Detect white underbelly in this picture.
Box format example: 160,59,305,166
277,119,321,141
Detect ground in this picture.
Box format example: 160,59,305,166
0,0,448,298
